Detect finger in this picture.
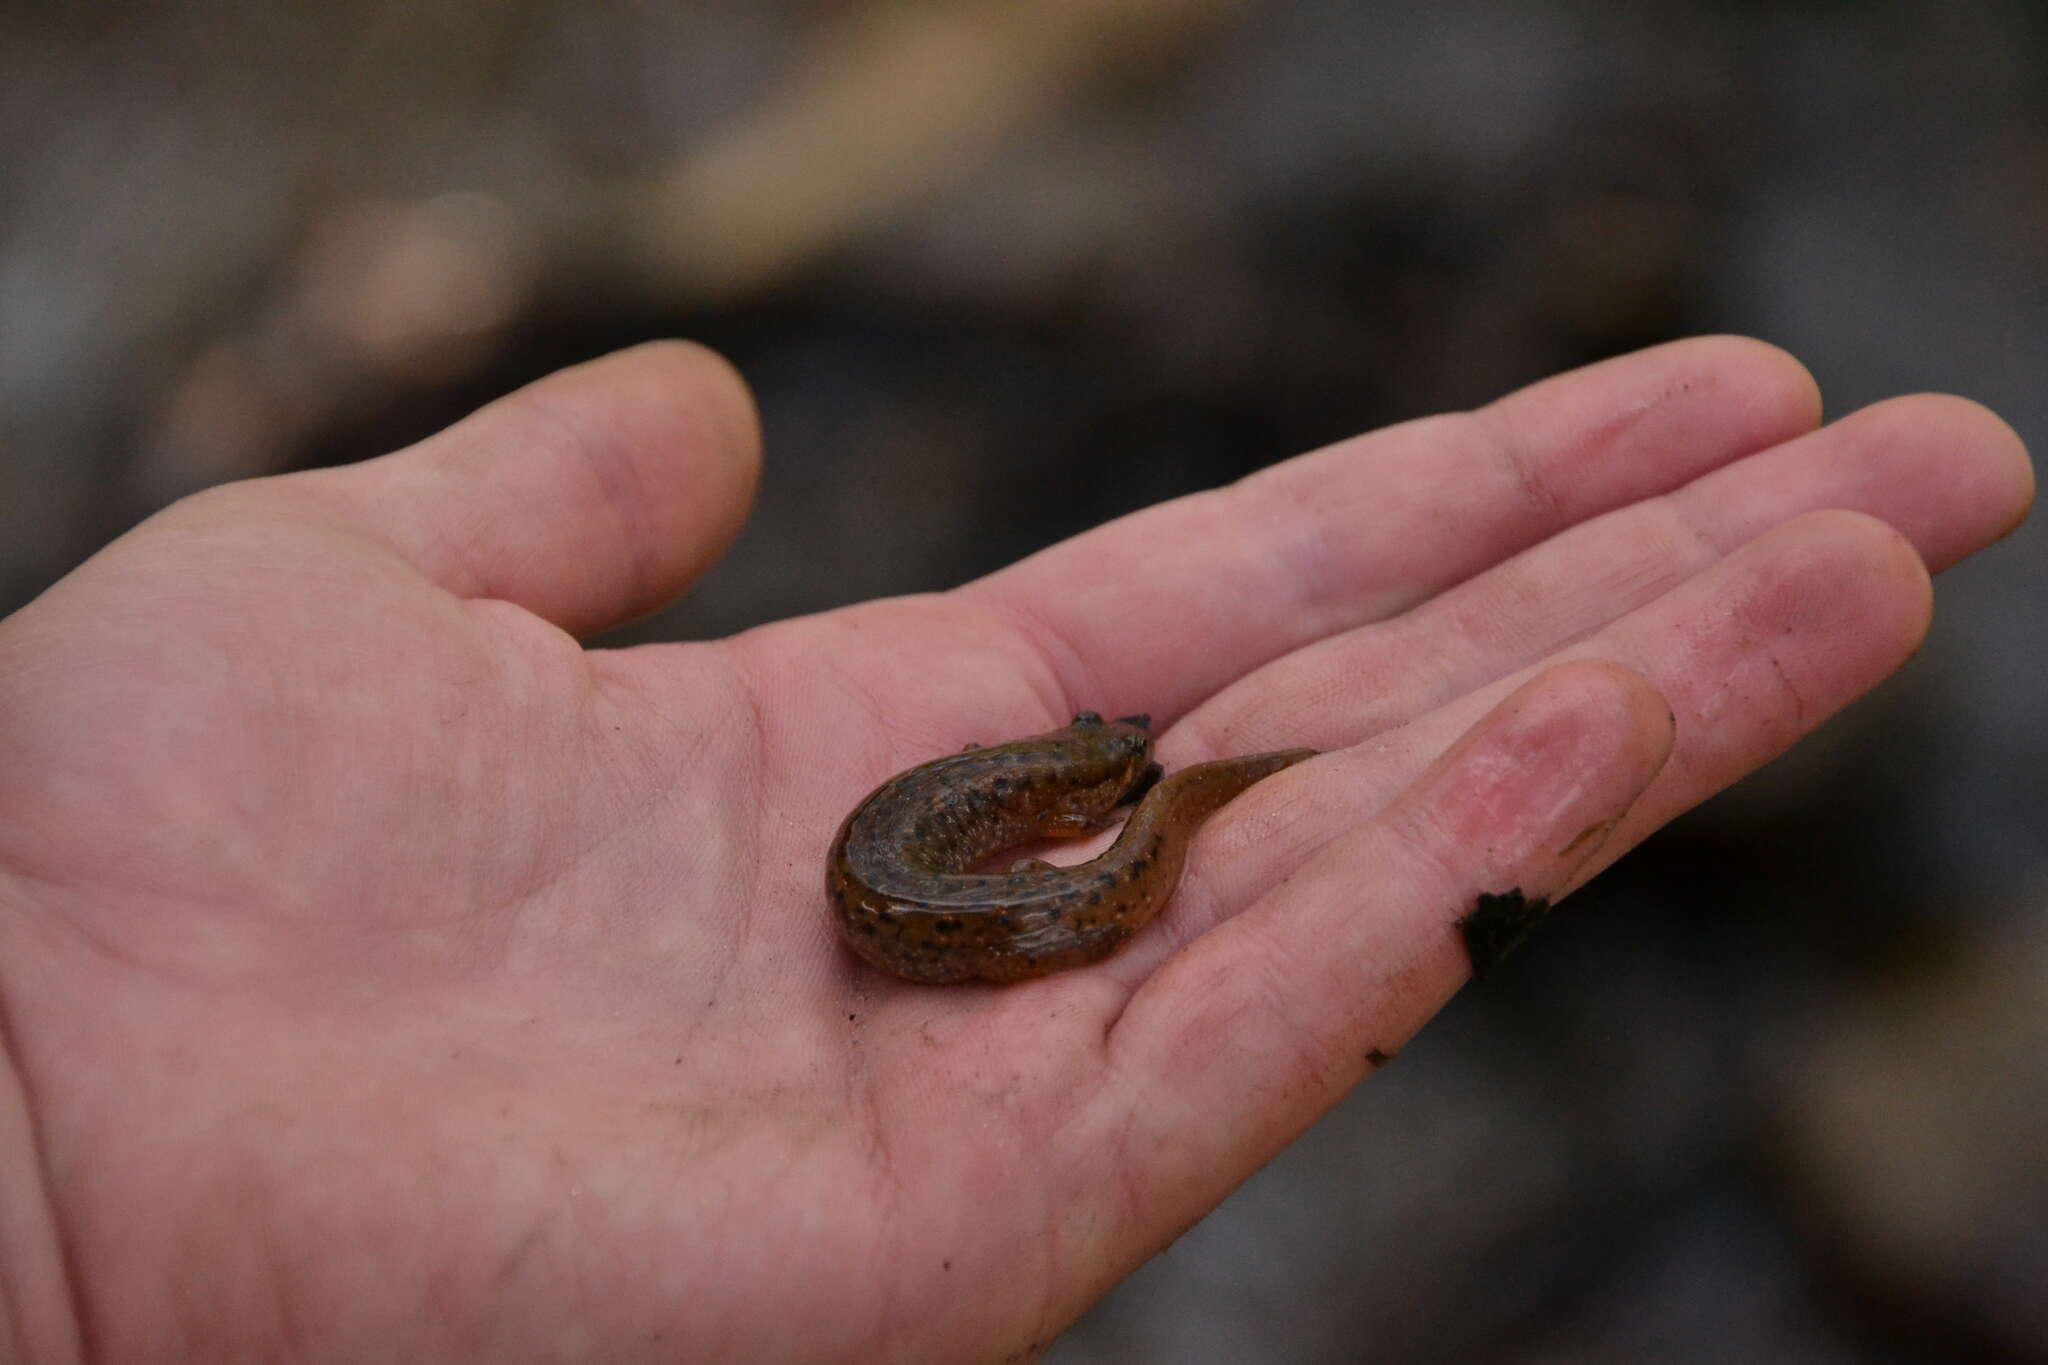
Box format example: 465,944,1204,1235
1179,391,2032,755
1103,661,1674,1213
1676,392,2032,575
1547,510,1935,891
286,340,760,636
1144,509,1933,961
962,335,1820,719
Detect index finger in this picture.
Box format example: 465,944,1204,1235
959,336,1820,722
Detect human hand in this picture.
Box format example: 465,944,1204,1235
0,338,2030,1362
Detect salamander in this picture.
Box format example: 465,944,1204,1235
827,711,1314,984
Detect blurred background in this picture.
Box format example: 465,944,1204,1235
4,0,2044,1358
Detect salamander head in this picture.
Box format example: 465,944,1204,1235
1071,710,1152,733
1041,712,1155,811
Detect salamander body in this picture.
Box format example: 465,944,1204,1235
827,711,1313,983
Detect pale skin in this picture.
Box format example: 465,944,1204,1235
0,337,2032,1363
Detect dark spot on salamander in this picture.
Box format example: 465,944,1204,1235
1457,888,1553,978
935,917,962,933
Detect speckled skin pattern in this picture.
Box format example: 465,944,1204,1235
827,712,1315,984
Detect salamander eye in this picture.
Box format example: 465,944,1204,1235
1072,711,1103,727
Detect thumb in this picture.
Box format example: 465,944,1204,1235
293,339,761,637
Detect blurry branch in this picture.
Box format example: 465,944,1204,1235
618,0,1246,301
145,0,1244,492
143,193,539,500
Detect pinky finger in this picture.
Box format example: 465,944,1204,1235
1106,660,1674,1212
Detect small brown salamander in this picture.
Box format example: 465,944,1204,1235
827,711,1314,984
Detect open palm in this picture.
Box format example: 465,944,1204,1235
0,338,2029,1363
